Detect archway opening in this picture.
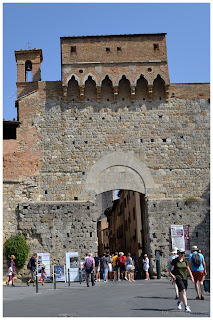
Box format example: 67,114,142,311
96,189,148,279
118,76,131,101
153,75,166,100
135,75,148,100
101,75,113,102
67,76,80,101
84,76,97,101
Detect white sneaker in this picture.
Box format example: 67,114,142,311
185,306,191,313
177,301,182,310
124,277,128,281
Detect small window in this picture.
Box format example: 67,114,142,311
71,46,76,53
106,47,110,52
153,43,159,50
117,47,121,51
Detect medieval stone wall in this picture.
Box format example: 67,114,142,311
3,35,210,276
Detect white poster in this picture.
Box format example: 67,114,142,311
171,225,185,250
37,252,51,282
66,252,79,282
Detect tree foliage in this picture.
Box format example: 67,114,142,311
4,233,30,269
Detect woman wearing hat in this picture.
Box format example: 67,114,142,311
168,248,179,299
169,248,194,313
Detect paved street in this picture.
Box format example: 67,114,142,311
3,279,210,317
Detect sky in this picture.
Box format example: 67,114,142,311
3,2,210,120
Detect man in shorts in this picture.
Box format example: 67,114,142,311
189,245,207,300
27,253,37,286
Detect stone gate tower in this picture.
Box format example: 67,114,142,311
3,33,210,277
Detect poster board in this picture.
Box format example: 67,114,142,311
66,252,79,282
37,252,51,282
171,225,185,250
53,265,66,282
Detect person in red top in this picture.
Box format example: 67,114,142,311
117,252,128,280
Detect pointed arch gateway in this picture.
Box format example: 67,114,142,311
86,151,154,196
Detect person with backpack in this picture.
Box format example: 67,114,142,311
117,252,128,280
27,253,37,286
169,248,194,313
189,245,207,300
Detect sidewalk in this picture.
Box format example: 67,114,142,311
3,279,210,317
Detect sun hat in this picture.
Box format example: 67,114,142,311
191,245,198,251
170,249,177,255
177,248,185,253
42,263,46,267
144,254,148,257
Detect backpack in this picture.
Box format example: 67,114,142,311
27,258,32,270
192,253,202,267
119,256,125,266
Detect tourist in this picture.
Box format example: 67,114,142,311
27,253,37,286
168,248,179,299
84,253,95,287
112,252,119,280
94,252,101,282
131,253,137,280
108,253,114,280
41,263,47,285
8,255,16,286
169,248,194,313
143,254,150,280
125,253,135,282
117,252,128,280
189,245,207,300
6,263,13,286
138,253,144,279
101,253,109,282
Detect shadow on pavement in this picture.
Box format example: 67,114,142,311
131,308,209,316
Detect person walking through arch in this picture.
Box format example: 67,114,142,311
169,248,194,313
189,245,207,300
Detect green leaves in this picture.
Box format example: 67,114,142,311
4,233,30,269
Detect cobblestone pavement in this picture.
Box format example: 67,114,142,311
3,279,210,317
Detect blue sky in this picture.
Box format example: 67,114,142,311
3,2,210,120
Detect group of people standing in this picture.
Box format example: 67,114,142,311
168,245,207,313
83,251,150,287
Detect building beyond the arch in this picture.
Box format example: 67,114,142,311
3,33,210,277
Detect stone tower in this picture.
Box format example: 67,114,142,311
15,48,43,97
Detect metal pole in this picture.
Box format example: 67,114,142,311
68,268,70,286
79,266,82,284
156,260,161,279
54,272,56,289
36,271,38,293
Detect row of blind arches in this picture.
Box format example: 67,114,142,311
67,74,166,102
